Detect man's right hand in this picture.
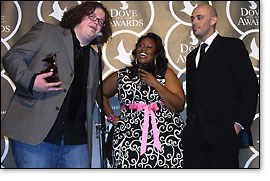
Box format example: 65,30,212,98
33,72,63,93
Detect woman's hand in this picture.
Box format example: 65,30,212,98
138,69,160,88
112,116,119,126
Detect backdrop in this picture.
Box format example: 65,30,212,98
1,1,259,168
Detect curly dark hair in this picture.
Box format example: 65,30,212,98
60,1,112,46
129,32,168,78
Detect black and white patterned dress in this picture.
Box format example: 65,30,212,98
112,67,184,168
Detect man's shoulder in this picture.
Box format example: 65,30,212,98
216,35,245,51
33,21,63,31
218,35,242,43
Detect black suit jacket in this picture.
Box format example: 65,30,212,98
184,35,258,145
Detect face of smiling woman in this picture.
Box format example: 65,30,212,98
136,37,157,65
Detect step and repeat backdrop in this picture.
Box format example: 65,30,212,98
1,1,259,168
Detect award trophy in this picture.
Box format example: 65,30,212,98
38,53,60,82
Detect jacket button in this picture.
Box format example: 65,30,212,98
56,107,60,111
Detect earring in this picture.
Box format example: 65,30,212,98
135,58,138,65
154,58,156,66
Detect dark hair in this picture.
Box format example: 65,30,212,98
129,32,168,78
60,1,112,46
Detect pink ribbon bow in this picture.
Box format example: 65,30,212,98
129,102,161,155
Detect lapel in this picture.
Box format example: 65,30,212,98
195,35,223,71
61,29,98,92
190,46,199,70
62,29,74,72
87,46,98,90
205,34,222,56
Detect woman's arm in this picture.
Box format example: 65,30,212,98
96,72,119,124
139,67,185,112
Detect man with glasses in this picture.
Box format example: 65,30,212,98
88,13,106,27
2,2,112,168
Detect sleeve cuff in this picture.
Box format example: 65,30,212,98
28,74,37,94
235,122,244,130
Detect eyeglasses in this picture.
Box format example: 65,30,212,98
88,14,105,27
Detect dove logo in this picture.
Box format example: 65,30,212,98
114,40,132,65
180,1,197,16
240,7,259,17
189,30,198,46
227,1,259,35
170,1,212,26
177,43,197,64
120,1,129,10
248,1,257,9
110,8,137,18
1,1,21,95
239,30,259,72
110,2,145,27
238,1,259,26
178,30,198,58
1,1,21,40
249,38,259,60
49,1,67,21
179,43,197,54
238,8,259,26
37,1,77,23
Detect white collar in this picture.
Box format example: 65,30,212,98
201,31,218,47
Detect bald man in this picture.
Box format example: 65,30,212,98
182,4,258,168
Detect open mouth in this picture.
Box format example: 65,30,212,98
89,25,97,32
139,52,148,58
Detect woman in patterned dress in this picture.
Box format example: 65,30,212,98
97,32,185,168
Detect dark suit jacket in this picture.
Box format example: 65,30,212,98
1,22,100,165
184,34,258,145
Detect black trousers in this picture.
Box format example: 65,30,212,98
183,122,242,168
